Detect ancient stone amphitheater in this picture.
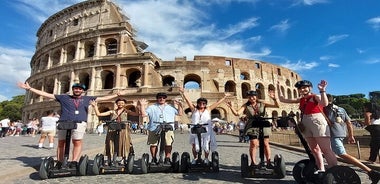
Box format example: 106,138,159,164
22,0,300,132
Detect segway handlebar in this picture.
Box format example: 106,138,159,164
187,123,209,129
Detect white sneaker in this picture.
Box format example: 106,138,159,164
204,158,210,164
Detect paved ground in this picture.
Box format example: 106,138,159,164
1,130,379,183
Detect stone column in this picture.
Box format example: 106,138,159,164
115,64,121,88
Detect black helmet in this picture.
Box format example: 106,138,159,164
115,98,127,104
72,83,86,90
246,90,257,96
196,98,208,104
156,92,167,99
294,80,313,88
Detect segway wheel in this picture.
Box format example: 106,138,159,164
323,165,361,184
171,152,180,173
293,159,312,183
91,154,101,175
241,154,249,178
274,154,286,178
39,157,54,179
211,151,219,172
181,152,190,173
126,153,135,174
140,153,149,174
78,155,88,176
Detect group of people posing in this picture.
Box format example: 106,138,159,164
17,79,380,183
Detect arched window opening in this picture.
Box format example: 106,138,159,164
105,38,118,55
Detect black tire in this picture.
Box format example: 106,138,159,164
172,152,180,173
211,151,219,172
39,157,53,180
323,165,361,184
293,159,314,184
91,154,101,175
274,154,286,178
78,155,88,176
140,153,149,174
241,154,249,178
126,153,135,174
181,152,190,173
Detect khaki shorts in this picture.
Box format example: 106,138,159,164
147,130,174,146
246,127,271,139
40,129,56,137
57,122,87,140
301,113,330,138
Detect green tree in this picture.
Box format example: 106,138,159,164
0,95,25,121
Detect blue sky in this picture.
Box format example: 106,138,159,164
1,0,380,102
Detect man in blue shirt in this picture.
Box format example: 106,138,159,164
18,82,125,166
140,92,183,164
325,94,380,183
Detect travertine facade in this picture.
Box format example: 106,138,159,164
22,0,301,132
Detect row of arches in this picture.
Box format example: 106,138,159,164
32,38,121,74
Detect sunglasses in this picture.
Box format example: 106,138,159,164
157,96,167,99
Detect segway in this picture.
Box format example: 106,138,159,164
291,117,361,184
140,121,180,173
181,123,219,173
241,116,286,179
91,121,134,175
39,121,88,179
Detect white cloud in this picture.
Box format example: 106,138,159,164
0,46,32,83
221,17,260,39
328,63,339,68
280,60,319,71
365,59,380,64
356,48,366,54
325,34,349,46
320,55,332,61
292,0,329,6
366,16,380,31
269,19,291,33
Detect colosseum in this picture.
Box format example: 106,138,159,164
22,0,301,132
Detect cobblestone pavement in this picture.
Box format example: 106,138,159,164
1,131,377,184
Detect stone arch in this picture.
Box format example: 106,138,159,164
105,38,118,55
224,80,236,94
45,78,55,94
240,71,250,80
285,79,291,86
287,88,292,99
52,49,61,66
101,70,115,89
241,82,251,98
60,75,70,94
293,89,298,99
41,54,49,69
211,109,222,119
154,61,160,70
84,41,95,58
66,44,76,62
78,72,90,90
162,75,175,87
255,83,265,99
126,68,141,87
184,74,201,89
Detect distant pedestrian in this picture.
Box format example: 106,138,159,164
38,111,59,149
0,118,10,138
363,102,380,164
